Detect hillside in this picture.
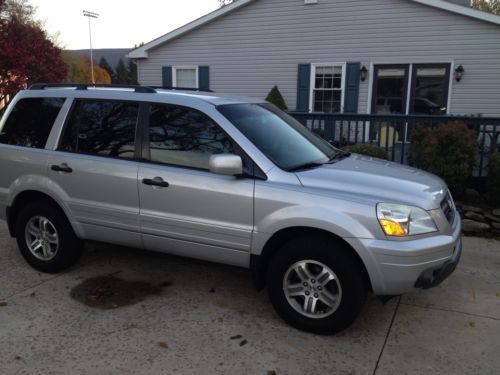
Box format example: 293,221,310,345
69,48,132,69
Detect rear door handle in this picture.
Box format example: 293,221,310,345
142,177,169,188
51,163,73,173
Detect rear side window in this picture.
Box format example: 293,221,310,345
60,100,139,159
0,98,65,148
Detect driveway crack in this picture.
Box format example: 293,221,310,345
400,301,499,321
1,272,67,302
372,295,401,375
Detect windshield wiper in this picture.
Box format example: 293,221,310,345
287,162,324,172
327,152,351,163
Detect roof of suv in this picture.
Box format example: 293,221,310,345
18,84,267,107
155,88,266,106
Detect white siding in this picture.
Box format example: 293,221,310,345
137,0,500,116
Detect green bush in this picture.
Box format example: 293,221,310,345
343,144,389,160
408,122,477,195
488,153,500,205
265,85,288,111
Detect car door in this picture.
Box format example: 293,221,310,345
138,103,254,267
46,98,142,248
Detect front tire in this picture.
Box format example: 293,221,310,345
267,236,367,335
15,200,83,273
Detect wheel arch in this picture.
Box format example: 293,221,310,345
251,226,373,293
7,190,74,237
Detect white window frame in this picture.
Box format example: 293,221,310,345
309,63,346,113
173,66,199,89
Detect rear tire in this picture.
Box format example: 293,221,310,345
267,236,367,335
15,200,83,273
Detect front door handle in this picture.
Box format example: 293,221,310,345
142,177,169,188
51,163,73,173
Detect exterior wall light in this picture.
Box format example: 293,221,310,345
455,65,465,82
360,66,368,82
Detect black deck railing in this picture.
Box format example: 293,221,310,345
288,112,500,178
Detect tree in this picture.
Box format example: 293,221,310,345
61,50,88,83
127,59,138,85
114,59,129,84
0,0,67,104
62,51,111,84
472,0,500,14
99,57,115,81
93,64,112,84
218,0,233,7
265,86,288,111
1,0,38,26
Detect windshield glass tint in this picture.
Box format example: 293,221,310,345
217,103,337,171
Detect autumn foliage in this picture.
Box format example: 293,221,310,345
472,0,500,15
62,51,111,84
0,0,67,103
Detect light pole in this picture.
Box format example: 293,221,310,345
83,10,99,84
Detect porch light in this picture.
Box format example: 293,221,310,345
455,65,465,82
360,66,369,82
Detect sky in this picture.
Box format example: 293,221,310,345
30,0,222,50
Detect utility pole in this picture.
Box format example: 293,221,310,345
83,10,99,84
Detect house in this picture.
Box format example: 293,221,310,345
128,0,500,117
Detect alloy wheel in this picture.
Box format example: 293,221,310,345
24,216,59,261
283,260,342,319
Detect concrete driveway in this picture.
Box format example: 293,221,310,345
0,222,498,375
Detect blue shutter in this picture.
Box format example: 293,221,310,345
198,66,210,91
296,64,311,112
344,63,361,113
162,66,172,88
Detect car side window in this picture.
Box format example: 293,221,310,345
148,104,234,170
60,99,138,159
0,98,65,148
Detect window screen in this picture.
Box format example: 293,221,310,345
0,98,65,148
174,68,197,88
148,104,233,169
60,100,138,159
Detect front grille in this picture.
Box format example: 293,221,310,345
441,192,455,225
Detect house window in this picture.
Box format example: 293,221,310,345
173,67,198,89
311,64,345,113
372,65,409,114
371,63,451,115
409,64,451,115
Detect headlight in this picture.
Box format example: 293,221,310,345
376,203,438,237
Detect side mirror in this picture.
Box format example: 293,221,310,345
209,154,243,176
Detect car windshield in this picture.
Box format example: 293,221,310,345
217,103,340,171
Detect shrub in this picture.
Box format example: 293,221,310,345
342,144,389,160
265,85,288,111
407,121,477,195
487,153,500,205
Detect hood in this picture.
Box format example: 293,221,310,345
295,154,447,210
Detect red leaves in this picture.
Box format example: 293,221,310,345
0,2,67,101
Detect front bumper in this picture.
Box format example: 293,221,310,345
414,237,462,289
354,217,462,295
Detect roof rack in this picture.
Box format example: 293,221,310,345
153,86,214,93
28,83,157,94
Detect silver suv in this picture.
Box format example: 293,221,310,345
0,84,461,334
